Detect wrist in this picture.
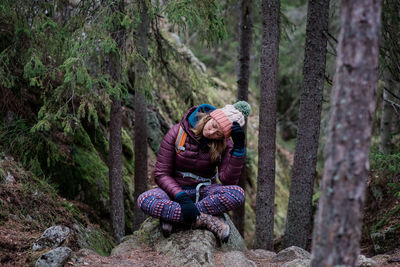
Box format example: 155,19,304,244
232,147,246,157
175,191,190,203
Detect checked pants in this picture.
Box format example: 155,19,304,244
137,184,245,223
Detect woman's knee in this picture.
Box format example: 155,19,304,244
226,185,245,205
137,188,166,209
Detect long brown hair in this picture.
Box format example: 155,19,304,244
192,113,226,164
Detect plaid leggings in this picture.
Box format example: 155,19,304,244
137,184,245,223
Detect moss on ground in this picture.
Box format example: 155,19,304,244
86,228,115,256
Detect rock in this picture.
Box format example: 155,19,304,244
220,214,248,252
69,248,99,265
155,229,217,267
5,171,15,184
284,259,310,267
168,33,207,73
358,255,378,267
35,247,72,267
147,109,166,153
121,216,249,267
74,223,114,256
219,251,256,267
273,246,311,263
371,254,391,265
249,249,276,260
371,225,400,254
33,226,70,251
111,235,140,256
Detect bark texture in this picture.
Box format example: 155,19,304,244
310,0,382,266
109,0,126,243
254,0,280,250
109,97,125,243
133,0,150,231
284,0,330,249
233,0,253,236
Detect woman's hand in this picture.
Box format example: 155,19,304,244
175,192,200,223
231,122,245,149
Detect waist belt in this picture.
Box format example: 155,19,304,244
178,171,218,203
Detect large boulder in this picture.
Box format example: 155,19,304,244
273,246,311,263
113,216,248,266
35,247,72,267
155,228,217,266
217,251,256,267
284,259,310,267
32,226,70,251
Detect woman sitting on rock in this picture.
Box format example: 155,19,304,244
138,101,251,242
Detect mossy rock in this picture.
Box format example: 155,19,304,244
75,223,115,256
48,126,136,233
371,223,400,254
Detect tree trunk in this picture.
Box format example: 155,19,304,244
133,0,150,231
109,97,125,243
255,0,280,250
109,0,126,243
380,69,395,154
284,0,330,250
310,0,382,266
233,0,253,237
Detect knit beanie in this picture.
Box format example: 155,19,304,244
210,101,251,138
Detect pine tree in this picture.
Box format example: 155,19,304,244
108,0,126,243
284,0,330,249
233,0,253,236
133,0,150,231
255,0,280,250
311,0,382,265
379,0,400,154
380,69,397,154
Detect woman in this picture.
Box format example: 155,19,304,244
137,101,251,242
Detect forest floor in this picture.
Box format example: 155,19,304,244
0,156,108,266
361,172,400,257
70,246,400,267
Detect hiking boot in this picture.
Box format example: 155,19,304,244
194,213,230,243
160,220,173,238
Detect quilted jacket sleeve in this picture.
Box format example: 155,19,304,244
218,139,246,185
154,124,183,198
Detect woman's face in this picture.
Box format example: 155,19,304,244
203,118,224,140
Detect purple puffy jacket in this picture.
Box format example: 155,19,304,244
154,105,245,198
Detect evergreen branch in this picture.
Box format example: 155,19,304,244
151,17,191,88
324,30,337,57
324,74,333,85
326,30,338,43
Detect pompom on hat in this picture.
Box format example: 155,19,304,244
210,101,252,138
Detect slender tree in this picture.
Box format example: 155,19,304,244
311,0,382,265
284,0,330,249
380,70,396,154
380,0,400,154
233,0,253,236
255,0,280,250
133,0,150,230
108,0,126,243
